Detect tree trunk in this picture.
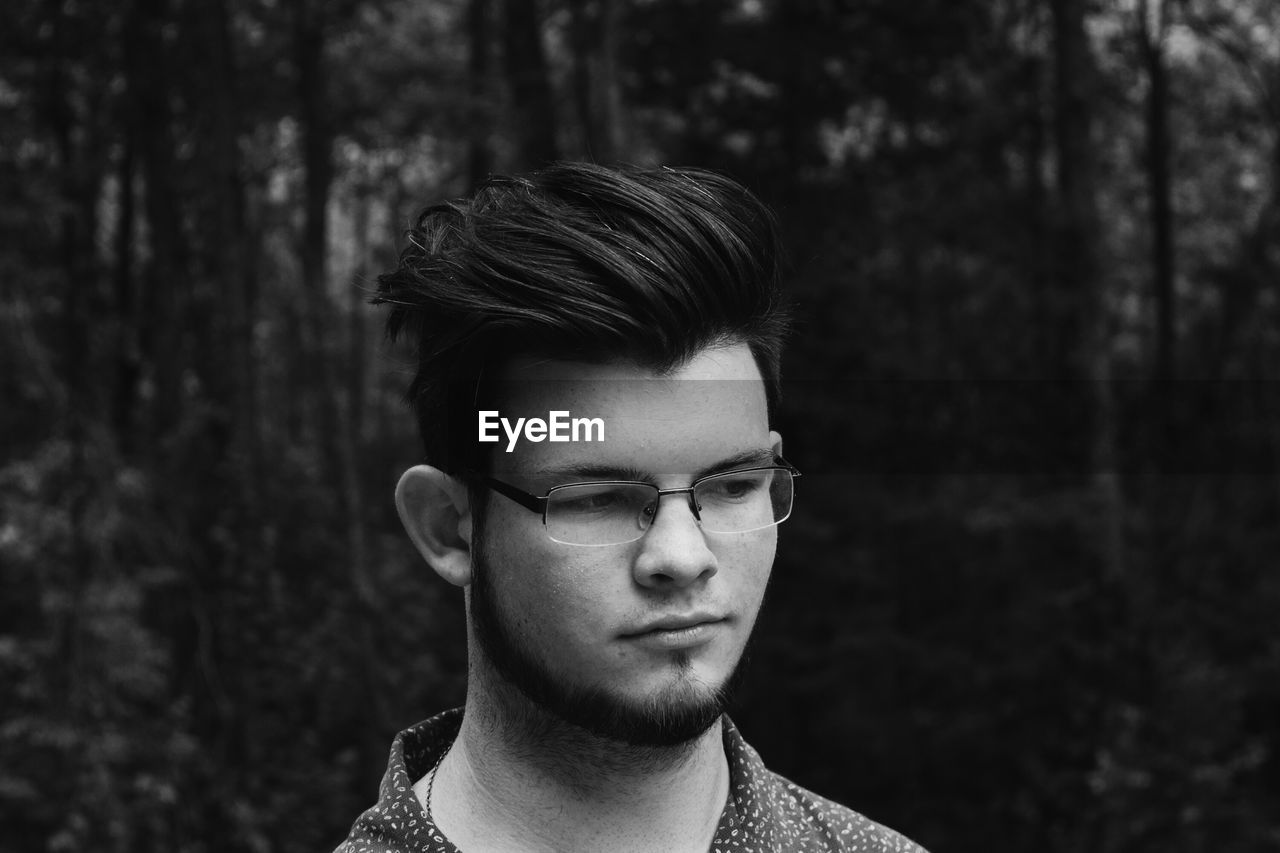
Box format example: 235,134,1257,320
468,0,495,188
347,189,372,610
208,0,261,524
501,0,558,168
1019,1,1054,375
568,0,625,161
48,0,98,720
1141,0,1175,384
1051,3,1130,850
130,0,186,453
568,0,600,158
1139,0,1177,477
294,0,369,620
1050,0,1124,577
111,122,139,452
598,0,624,159
293,0,345,486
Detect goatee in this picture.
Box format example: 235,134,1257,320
469,545,746,748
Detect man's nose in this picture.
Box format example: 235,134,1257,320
632,492,718,589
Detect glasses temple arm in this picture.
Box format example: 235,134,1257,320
480,476,548,514
773,456,801,476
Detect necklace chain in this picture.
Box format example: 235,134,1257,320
425,740,451,823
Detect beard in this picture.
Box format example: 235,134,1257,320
468,543,747,748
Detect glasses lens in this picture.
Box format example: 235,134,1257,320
545,482,657,546
694,468,794,534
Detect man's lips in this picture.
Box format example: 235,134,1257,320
622,613,726,637
620,614,727,650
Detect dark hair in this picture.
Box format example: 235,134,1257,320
376,161,789,474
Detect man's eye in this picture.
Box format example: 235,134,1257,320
704,474,766,500
556,488,629,514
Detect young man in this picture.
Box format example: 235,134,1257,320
336,163,926,852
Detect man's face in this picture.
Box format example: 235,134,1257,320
468,342,781,746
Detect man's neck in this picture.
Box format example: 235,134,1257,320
415,695,731,853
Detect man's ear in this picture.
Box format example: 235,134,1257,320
394,466,473,588
769,430,783,457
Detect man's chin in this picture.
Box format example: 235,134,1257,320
553,675,729,747
482,615,736,747
470,548,746,748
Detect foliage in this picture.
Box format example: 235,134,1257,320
1,0,1277,850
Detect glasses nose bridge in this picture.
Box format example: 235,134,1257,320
646,484,702,524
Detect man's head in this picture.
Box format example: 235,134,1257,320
376,162,788,477
381,163,791,748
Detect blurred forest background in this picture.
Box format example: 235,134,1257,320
2,0,1278,850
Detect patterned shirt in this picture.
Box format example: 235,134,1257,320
335,708,928,853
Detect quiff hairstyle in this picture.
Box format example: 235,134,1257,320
376,161,789,475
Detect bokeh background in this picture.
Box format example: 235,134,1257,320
3,0,1279,850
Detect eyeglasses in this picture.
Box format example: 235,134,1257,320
473,459,801,546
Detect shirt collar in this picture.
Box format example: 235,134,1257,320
345,708,781,851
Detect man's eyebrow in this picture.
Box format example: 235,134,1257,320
533,462,650,482
693,448,778,479
533,448,778,485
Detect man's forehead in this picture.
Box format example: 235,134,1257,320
489,345,766,407
492,377,766,411
482,344,774,480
